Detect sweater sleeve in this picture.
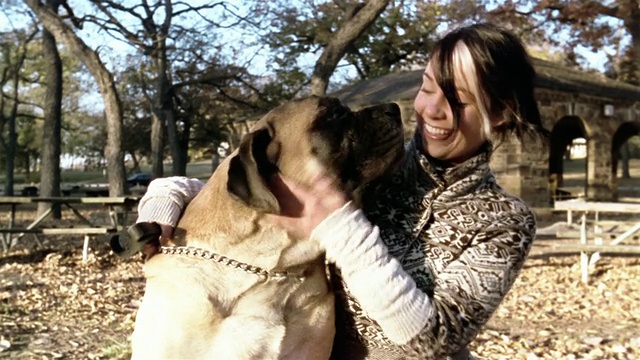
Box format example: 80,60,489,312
312,201,535,355
311,202,433,344
136,176,205,227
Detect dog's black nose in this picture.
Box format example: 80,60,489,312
382,103,400,116
382,103,402,125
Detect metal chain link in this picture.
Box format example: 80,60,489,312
159,246,299,281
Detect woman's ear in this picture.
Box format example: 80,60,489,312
490,115,508,128
490,103,513,130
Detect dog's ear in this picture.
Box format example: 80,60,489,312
227,128,281,214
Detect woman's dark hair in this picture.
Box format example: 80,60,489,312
430,22,550,143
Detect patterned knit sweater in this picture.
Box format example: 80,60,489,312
136,136,536,360
310,135,536,360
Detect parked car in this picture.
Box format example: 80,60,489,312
21,186,39,196
127,173,153,187
61,185,82,196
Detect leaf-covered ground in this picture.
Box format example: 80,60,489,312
1,217,639,359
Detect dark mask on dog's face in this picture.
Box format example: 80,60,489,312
226,95,405,213
309,100,405,198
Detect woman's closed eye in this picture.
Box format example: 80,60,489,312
457,92,473,108
420,87,435,94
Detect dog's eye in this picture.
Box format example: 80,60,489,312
310,146,319,156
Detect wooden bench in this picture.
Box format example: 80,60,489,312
555,231,640,240
1,196,139,262
553,200,640,283
0,227,120,262
549,244,640,254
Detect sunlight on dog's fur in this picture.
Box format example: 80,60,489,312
131,96,405,360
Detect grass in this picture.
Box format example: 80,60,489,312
2,157,639,196
1,160,216,192
99,338,132,359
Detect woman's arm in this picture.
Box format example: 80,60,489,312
312,202,535,356
137,176,205,227
268,173,432,343
136,177,206,254
312,203,432,344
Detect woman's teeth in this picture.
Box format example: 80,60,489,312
426,123,452,136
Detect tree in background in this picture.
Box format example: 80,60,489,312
486,0,640,81
115,60,153,173
306,0,389,95
253,0,445,94
0,5,90,193
607,44,639,86
62,112,108,169
0,23,38,196
82,0,254,176
23,0,127,197
37,0,63,217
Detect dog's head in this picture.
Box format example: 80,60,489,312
227,96,405,214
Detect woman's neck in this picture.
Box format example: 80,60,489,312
415,133,491,171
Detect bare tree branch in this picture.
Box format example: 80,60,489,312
310,0,390,95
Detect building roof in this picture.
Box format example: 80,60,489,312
331,58,640,108
532,58,640,101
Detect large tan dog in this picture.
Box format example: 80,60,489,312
131,96,405,360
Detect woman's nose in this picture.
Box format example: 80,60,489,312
421,92,447,120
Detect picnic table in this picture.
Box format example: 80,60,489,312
0,196,140,261
553,199,640,283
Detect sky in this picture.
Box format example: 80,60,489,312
1,1,621,68
0,1,629,105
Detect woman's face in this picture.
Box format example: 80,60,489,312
414,61,496,164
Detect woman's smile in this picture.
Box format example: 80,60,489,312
423,122,453,139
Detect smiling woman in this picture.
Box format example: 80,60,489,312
415,61,489,164
414,26,546,166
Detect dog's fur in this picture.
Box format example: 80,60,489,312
131,96,405,360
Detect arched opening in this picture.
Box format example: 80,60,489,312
612,122,640,200
548,116,588,201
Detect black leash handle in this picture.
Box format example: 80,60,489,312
110,222,163,258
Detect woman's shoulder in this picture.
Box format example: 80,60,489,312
437,181,536,231
473,185,536,233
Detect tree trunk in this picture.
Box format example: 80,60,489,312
38,0,63,217
4,84,17,197
24,0,126,196
129,151,141,173
150,113,164,178
2,29,36,196
620,0,640,84
3,46,27,197
155,51,185,176
310,0,389,95
629,24,640,85
178,115,190,174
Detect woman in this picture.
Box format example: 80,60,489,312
136,23,549,359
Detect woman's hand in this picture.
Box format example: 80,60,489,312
142,225,174,259
267,172,348,239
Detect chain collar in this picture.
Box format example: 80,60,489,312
158,246,304,281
